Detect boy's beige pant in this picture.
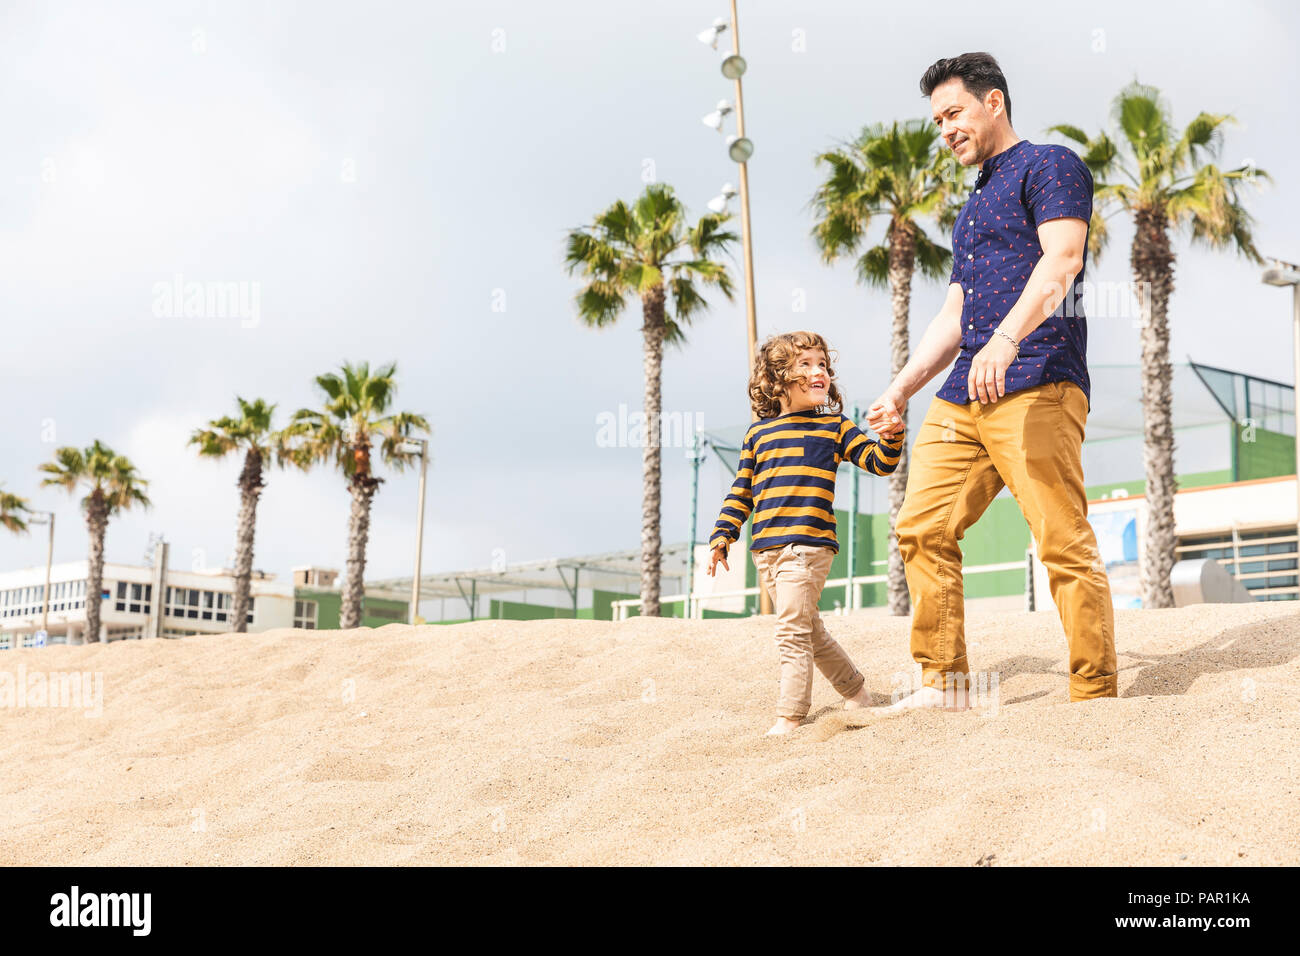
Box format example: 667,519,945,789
753,543,865,719
895,380,1118,701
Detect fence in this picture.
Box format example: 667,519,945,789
611,557,1032,620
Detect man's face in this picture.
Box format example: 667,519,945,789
930,76,1003,166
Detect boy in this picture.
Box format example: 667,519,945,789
708,331,905,736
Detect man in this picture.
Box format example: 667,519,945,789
867,52,1117,707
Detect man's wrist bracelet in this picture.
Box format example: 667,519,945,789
994,328,1020,353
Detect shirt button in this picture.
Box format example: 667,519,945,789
968,323,974,329
966,288,973,293
967,254,973,260
976,189,981,194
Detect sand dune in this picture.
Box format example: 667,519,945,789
1,601,1297,866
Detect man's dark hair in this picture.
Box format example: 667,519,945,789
920,52,1012,125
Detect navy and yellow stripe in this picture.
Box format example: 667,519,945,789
709,410,904,555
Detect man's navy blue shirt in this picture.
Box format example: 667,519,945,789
938,139,1094,411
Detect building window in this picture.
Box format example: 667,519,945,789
1178,526,1299,601
293,600,318,629
165,587,204,619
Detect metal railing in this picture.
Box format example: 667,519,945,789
611,559,1029,620
1176,527,1299,599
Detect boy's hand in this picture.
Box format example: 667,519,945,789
707,543,729,577
867,389,906,439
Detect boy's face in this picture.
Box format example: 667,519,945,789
781,347,830,413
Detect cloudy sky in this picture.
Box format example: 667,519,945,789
1,0,1295,588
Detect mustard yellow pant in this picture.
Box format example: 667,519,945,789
895,380,1118,701
753,543,865,718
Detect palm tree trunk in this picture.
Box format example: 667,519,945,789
84,490,108,644
886,222,915,616
640,284,666,618
231,448,264,633
1132,203,1177,609
341,471,380,629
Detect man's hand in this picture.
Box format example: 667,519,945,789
867,388,906,439
707,544,729,577
967,333,1019,404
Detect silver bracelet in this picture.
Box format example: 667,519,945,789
994,328,1020,354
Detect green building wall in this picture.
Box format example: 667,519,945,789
487,599,575,620
295,588,408,629
1234,425,1296,482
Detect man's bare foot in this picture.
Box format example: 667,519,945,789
876,685,970,714
844,686,872,710
765,716,802,736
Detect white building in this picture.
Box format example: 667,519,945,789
0,555,294,648
1031,474,1299,609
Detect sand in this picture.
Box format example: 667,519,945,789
1,601,1297,866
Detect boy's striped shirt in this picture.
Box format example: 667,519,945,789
709,409,904,555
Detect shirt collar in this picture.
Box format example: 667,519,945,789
978,138,1028,178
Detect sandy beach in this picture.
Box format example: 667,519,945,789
1,600,1297,866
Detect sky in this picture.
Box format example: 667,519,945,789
1,0,1296,587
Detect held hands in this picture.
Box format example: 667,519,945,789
707,544,729,577
967,333,1019,403
866,389,906,440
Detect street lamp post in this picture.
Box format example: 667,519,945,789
699,8,757,364
1261,257,1300,590
725,2,757,363
699,6,770,614
399,439,430,625
686,429,705,619
27,511,55,637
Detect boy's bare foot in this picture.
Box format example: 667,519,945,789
765,716,802,736
843,686,872,710
876,685,971,714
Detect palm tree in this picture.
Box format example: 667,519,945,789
284,362,429,629
190,398,284,633
1,485,32,533
564,182,736,617
1050,82,1268,608
810,119,968,616
38,442,150,643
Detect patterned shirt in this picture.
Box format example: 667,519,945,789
938,139,1094,410
709,410,904,555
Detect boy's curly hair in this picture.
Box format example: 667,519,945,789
748,331,844,420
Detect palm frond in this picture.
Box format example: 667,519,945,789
1111,81,1172,161
1046,123,1091,146
1170,164,1265,263
574,280,628,329
854,244,891,289
814,118,958,291
567,182,733,347
1173,111,1231,175
0,485,32,534
912,228,953,282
